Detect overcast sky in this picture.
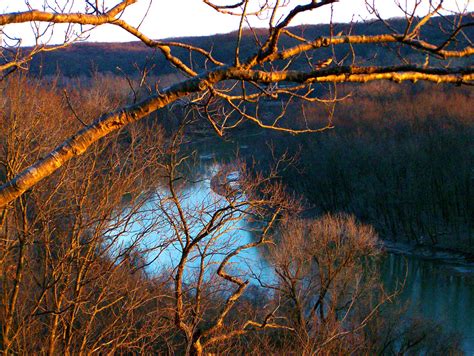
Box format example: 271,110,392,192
1,0,472,46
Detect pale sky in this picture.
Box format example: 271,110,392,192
1,0,472,46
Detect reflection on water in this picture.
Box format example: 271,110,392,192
115,158,273,283
381,253,474,353
117,145,474,353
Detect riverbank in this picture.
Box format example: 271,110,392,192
382,240,474,275
202,157,474,353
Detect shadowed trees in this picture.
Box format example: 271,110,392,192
0,74,465,355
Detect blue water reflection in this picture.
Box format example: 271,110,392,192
112,150,474,353
381,253,474,353
113,159,274,284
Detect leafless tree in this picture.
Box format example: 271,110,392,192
0,77,461,354
0,75,171,354
0,76,304,354
137,125,302,355
0,2,472,353
0,0,472,207
256,214,387,354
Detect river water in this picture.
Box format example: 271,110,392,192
381,252,474,353
118,146,474,354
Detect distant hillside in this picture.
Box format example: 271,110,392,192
26,15,473,77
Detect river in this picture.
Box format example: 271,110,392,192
118,143,474,354
381,252,474,353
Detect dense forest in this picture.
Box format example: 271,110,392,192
1,73,466,354
258,82,474,253
1,2,473,354
2,65,472,356
21,17,474,255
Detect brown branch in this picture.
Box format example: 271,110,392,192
0,1,136,26
197,208,283,350
225,65,474,84
0,64,472,207
203,0,246,10
435,21,474,52
268,33,474,62
0,42,73,74
0,72,216,207
0,1,200,77
223,96,334,133
203,0,268,16
254,0,338,64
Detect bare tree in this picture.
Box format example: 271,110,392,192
1,76,463,354
0,75,170,354
257,214,386,354
137,126,302,355
0,76,303,354
0,0,472,207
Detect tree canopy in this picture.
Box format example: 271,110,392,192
0,0,473,207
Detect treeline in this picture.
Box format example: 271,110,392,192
263,82,473,252
25,15,474,77
0,75,462,354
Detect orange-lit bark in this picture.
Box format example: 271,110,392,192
0,63,473,207
0,0,473,207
